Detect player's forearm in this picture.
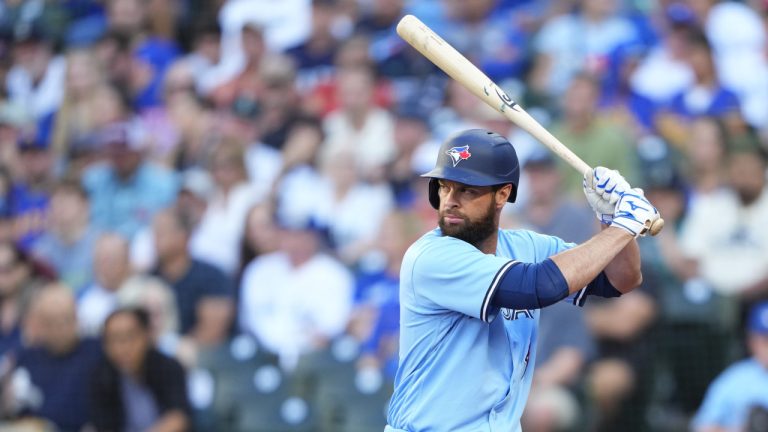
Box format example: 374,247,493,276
602,226,642,293
550,226,635,294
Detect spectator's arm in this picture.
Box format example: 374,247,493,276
148,410,189,432
656,225,699,280
191,297,233,346
742,274,768,301
696,427,728,432
533,347,585,387
586,291,656,340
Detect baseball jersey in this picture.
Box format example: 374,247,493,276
386,227,578,432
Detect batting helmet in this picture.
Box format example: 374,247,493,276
422,129,520,209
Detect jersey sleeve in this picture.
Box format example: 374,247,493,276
410,236,515,323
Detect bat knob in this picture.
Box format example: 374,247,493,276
648,217,665,236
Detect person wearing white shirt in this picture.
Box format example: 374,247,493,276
78,233,132,337
239,218,354,370
321,66,396,179
680,149,768,295
312,147,394,264
190,142,263,275
5,30,65,121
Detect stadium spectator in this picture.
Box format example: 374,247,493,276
223,89,282,191
680,148,768,297
237,202,280,280
114,275,187,364
522,300,595,432
692,301,768,432
239,215,353,370
0,103,30,180
629,6,695,107
305,34,396,117
190,141,261,275
585,291,658,432
4,284,101,431
31,180,99,294
638,153,726,422
152,207,234,346
77,233,132,337
5,23,65,122
351,210,422,378
512,148,597,242
165,91,219,172
91,307,190,432
550,72,639,198
321,65,396,180
679,117,728,203
181,19,225,96
386,104,435,206
517,150,597,432
82,122,179,239
48,48,109,165
656,29,742,148
0,241,53,358
286,0,340,91
531,0,638,97
9,135,55,249
0,1,763,430
312,146,395,264
210,22,267,109
686,0,768,129
256,54,303,151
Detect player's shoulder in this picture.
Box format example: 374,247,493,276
402,228,479,268
717,358,765,383
405,228,459,258
498,228,573,260
498,227,563,246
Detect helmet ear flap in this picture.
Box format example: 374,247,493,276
428,178,440,209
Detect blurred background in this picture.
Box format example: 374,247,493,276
0,0,765,431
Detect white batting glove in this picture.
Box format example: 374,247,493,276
583,167,630,224
611,188,660,238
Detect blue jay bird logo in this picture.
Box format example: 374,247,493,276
446,145,472,167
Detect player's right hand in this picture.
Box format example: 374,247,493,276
611,188,660,238
583,167,630,224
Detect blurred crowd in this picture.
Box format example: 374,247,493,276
0,0,765,431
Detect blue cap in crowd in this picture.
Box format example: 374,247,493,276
748,301,768,335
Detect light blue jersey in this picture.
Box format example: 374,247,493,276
387,228,579,432
693,358,768,430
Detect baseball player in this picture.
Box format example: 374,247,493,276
385,129,659,432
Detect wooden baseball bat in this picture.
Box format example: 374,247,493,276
396,14,664,236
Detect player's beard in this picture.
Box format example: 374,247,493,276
438,199,497,247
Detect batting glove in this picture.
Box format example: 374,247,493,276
583,167,630,224
611,188,660,238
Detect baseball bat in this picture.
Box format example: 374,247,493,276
396,14,664,236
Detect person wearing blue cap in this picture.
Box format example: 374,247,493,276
692,301,768,432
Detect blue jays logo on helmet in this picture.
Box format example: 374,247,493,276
446,145,472,167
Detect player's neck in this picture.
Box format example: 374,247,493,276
475,232,499,255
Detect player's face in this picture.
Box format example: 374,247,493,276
437,180,500,246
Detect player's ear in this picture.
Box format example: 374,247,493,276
494,184,512,207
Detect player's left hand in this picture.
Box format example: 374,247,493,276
583,167,631,224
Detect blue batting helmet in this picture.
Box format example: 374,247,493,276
422,129,520,209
